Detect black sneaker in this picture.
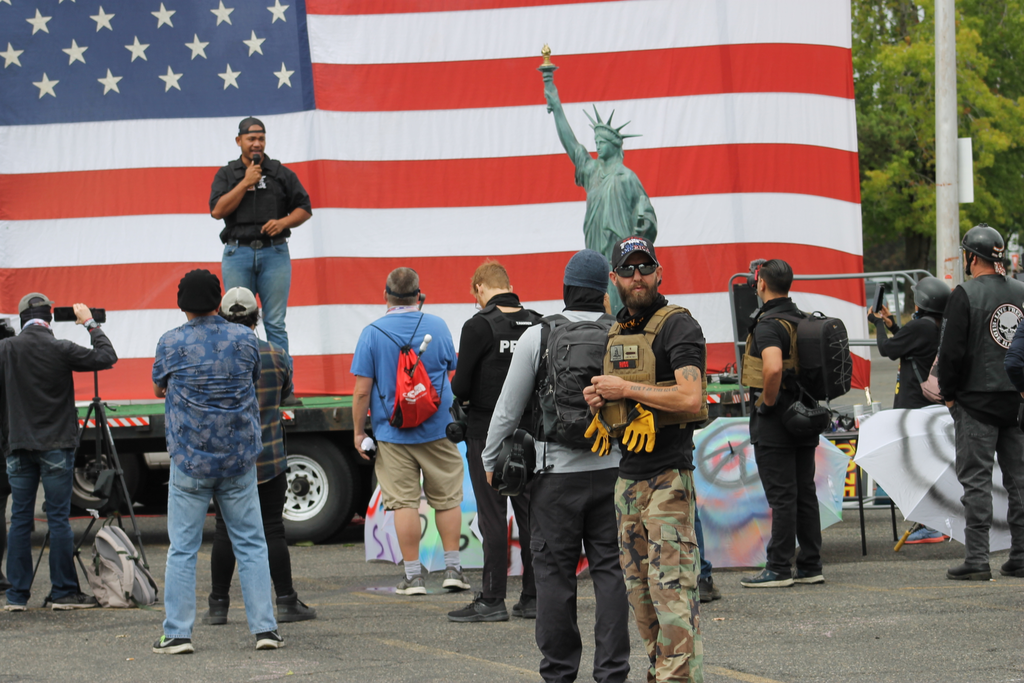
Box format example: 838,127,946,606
255,631,285,650
946,562,991,581
202,595,229,625
740,568,794,588
698,576,722,602
1000,559,1024,577
276,592,317,623
511,593,536,619
793,569,825,585
447,594,509,622
51,593,99,610
153,636,194,654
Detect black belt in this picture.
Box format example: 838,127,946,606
229,236,287,249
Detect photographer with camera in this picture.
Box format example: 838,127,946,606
447,261,541,623
1,293,117,611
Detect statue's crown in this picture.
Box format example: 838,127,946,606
584,106,641,143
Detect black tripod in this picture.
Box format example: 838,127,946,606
31,370,149,592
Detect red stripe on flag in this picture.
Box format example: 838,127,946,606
307,0,616,14
0,145,860,221
77,343,870,402
2,244,863,313
313,45,854,112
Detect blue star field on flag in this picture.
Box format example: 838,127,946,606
0,0,315,125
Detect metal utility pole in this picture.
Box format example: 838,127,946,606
935,0,961,284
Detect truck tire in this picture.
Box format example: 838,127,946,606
283,436,358,544
71,451,142,512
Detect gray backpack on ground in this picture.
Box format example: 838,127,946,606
85,526,159,608
535,313,616,449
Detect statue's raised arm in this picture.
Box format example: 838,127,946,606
542,69,586,161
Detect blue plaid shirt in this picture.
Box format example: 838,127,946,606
152,315,261,479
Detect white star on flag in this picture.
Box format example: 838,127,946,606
185,34,209,60
33,73,58,98
90,6,115,32
1,0,13,5
1,43,24,68
26,9,52,35
218,64,240,89
242,31,265,57
267,0,289,23
125,36,150,62
159,66,183,92
62,39,88,65
152,3,175,29
273,62,293,88
211,1,234,26
97,69,122,95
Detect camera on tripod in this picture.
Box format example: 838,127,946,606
53,307,107,323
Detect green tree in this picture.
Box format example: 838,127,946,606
854,0,1024,273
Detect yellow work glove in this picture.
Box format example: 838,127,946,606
584,412,612,456
623,403,657,453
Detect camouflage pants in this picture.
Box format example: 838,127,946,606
615,469,703,683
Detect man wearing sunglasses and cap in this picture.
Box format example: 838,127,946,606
210,117,312,355
1,293,116,611
584,236,708,683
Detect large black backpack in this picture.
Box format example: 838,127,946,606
534,313,615,448
766,310,853,401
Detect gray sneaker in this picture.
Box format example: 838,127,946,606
51,593,99,610
396,573,427,596
441,567,470,592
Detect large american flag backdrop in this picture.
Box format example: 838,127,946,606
0,0,867,401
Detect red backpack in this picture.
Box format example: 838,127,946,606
371,315,441,429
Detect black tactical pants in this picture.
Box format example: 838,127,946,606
754,443,823,576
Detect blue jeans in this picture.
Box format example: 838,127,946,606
694,504,713,580
163,465,276,638
6,449,78,605
222,241,292,352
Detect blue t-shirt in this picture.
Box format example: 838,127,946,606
351,311,457,444
152,315,262,479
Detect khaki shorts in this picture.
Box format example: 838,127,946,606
375,438,464,511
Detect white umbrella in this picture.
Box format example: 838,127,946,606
854,405,1013,551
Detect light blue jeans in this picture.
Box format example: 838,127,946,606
6,449,77,605
163,465,276,638
222,241,291,352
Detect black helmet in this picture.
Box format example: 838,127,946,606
911,276,952,314
491,429,535,497
780,392,831,437
962,223,1005,263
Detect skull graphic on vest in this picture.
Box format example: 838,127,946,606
990,304,1023,349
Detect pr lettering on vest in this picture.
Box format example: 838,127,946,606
498,339,518,354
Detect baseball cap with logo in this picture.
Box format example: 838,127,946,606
18,292,55,313
611,236,658,269
220,287,258,317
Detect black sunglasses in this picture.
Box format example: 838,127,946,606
614,262,658,279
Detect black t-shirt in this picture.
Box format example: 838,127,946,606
617,310,705,480
209,157,312,244
748,299,820,448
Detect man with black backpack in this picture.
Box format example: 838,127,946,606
351,267,469,596
738,259,824,589
584,236,707,683
448,261,541,623
482,250,630,683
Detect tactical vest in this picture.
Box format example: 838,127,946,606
218,157,293,244
740,308,804,406
470,304,541,413
599,305,709,436
957,275,1024,394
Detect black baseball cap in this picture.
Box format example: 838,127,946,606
611,236,658,269
238,117,266,135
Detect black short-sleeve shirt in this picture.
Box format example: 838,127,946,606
617,309,705,480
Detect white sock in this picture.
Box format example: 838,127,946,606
444,550,461,571
404,560,422,580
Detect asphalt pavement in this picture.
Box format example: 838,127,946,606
4,349,1024,682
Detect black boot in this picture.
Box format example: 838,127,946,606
276,591,317,623
202,595,229,625
946,562,991,581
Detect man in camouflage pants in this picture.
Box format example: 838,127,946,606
585,237,705,682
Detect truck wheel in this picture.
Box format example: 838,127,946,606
71,452,142,511
283,437,357,544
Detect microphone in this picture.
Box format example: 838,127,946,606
419,334,432,354
251,152,262,166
